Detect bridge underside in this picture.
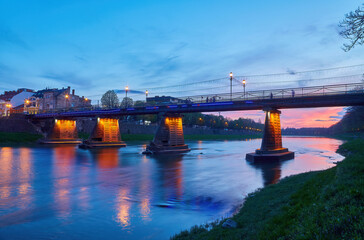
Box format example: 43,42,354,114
79,118,126,149
144,114,190,154
39,119,81,144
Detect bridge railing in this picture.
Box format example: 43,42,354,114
176,82,364,104
30,82,364,115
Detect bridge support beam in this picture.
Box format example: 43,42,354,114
79,118,126,149
246,108,294,161
144,114,190,154
40,119,81,144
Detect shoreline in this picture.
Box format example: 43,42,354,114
0,132,263,146
171,138,363,239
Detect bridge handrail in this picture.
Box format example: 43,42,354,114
28,82,364,116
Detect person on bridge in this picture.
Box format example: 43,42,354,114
206,97,209,103
270,92,273,99
292,89,295,97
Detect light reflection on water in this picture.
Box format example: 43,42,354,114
0,137,343,239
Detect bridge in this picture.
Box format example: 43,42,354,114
29,82,364,160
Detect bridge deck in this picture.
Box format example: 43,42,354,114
29,83,364,119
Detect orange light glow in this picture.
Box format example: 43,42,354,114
65,94,69,99
85,98,88,101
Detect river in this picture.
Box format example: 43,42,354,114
0,137,343,239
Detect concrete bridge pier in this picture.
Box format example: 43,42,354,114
246,108,294,161
79,117,126,149
144,113,190,154
39,119,82,144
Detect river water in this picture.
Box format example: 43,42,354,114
0,137,343,240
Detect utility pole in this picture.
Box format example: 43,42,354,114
230,72,233,101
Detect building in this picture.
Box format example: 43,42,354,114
0,100,11,116
35,86,91,112
0,88,34,101
0,86,92,115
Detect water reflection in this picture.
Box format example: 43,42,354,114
0,138,344,240
53,146,76,219
0,147,13,199
248,159,284,186
152,154,184,203
90,148,120,168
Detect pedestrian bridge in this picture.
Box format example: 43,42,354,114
29,82,364,158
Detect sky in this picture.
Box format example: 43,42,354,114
0,0,363,127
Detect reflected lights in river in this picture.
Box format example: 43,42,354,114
53,146,76,219
94,148,119,168
116,188,131,227
0,147,13,199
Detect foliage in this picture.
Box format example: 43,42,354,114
182,113,263,131
172,140,364,239
329,106,364,133
339,4,364,51
120,97,133,108
101,90,119,108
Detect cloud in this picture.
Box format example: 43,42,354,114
113,89,144,94
40,71,92,87
0,25,30,50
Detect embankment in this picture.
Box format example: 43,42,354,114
172,139,364,239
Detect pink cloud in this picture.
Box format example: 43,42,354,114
219,107,346,128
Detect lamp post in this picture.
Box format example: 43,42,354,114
6,104,12,116
145,90,148,102
243,79,246,99
229,72,233,101
125,86,129,98
25,99,30,114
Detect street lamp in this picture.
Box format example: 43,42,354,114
6,104,11,116
65,94,69,109
229,72,233,101
145,90,148,100
125,86,129,98
242,79,246,99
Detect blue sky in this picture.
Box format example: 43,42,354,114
1,0,363,126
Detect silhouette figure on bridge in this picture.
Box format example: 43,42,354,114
292,89,295,97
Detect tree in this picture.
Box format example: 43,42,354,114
120,97,133,108
101,90,119,108
339,4,364,51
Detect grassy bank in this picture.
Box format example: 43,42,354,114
172,139,364,239
0,132,43,144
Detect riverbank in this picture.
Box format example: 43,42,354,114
0,132,42,144
0,132,262,143
121,133,262,141
172,139,364,239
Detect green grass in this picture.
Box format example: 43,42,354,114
0,132,43,143
172,139,364,240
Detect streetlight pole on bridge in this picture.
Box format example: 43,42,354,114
243,79,246,99
229,72,233,101
125,86,129,98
